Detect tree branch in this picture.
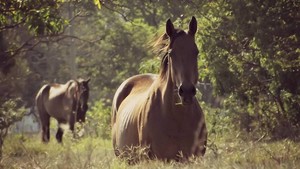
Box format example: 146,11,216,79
0,19,27,32
101,2,130,21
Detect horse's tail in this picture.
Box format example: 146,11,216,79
35,84,51,118
28,104,39,123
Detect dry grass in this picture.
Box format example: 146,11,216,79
1,133,300,169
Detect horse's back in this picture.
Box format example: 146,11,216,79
112,73,157,121
48,82,71,99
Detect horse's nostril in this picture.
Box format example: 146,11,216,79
179,85,196,96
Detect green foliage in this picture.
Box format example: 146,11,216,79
93,0,101,9
0,99,25,131
0,0,65,35
85,100,111,139
0,53,30,126
198,0,300,139
76,10,156,103
139,57,160,74
202,103,234,137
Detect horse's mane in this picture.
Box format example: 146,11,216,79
151,33,169,58
151,29,186,78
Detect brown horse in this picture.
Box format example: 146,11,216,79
112,17,207,161
35,78,90,143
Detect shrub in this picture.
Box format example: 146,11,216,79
85,100,111,139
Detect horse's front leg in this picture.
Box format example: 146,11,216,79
69,111,76,138
56,126,64,143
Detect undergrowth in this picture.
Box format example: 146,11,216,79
1,132,299,169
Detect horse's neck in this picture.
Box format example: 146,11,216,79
156,67,178,112
153,78,194,129
65,80,79,104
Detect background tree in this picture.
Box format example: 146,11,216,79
198,0,300,138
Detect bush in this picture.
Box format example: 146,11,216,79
85,100,111,139
0,98,25,159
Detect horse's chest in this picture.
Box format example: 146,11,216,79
148,113,200,159
150,128,196,159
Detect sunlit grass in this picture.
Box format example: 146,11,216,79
1,134,116,169
1,133,300,169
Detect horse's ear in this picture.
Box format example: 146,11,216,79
86,78,90,84
166,19,175,37
188,16,197,36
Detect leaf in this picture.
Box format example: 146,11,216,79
94,0,101,9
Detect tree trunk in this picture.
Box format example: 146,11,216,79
0,127,9,160
68,2,77,79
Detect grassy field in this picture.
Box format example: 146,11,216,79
1,132,300,169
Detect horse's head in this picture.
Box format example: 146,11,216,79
76,78,90,122
165,17,199,105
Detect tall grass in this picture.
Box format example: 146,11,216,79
1,132,299,169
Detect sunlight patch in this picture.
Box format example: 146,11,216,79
59,123,70,131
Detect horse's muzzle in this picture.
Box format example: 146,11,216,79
181,96,195,105
178,84,196,105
